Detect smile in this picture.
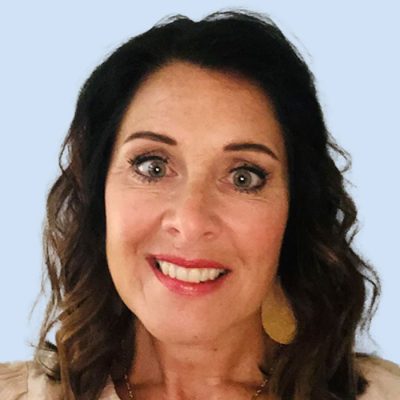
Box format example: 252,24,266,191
147,255,231,296
156,260,228,283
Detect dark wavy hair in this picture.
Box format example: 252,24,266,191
32,9,380,400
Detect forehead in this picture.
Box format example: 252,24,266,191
116,62,286,160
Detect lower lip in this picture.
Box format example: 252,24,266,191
148,258,229,296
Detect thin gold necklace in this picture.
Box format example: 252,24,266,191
123,372,270,399
120,337,280,400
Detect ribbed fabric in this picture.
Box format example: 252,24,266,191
0,361,27,400
357,357,400,399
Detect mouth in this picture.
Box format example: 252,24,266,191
147,255,231,296
152,257,229,283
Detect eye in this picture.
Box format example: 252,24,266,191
230,164,268,193
137,158,166,178
128,152,169,183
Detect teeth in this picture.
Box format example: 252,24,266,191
160,262,169,276
157,260,226,283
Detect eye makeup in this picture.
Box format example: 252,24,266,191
126,149,271,194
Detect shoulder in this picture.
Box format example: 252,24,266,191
357,356,400,399
0,360,62,400
0,361,27,399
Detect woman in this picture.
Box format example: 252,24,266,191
1,9,399,400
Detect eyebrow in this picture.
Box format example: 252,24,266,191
223,142,278,161
123,131,279,161
124,131,177,146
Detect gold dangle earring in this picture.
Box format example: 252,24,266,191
261,278,297,345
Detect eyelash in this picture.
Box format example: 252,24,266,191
127,151,269,194
128,152,170,184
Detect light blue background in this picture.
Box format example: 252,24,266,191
1,1,398,364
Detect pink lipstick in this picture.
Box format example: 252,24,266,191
147,255,230,296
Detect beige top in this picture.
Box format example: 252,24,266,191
0,357,399,399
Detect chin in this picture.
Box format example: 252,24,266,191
139,315,227,344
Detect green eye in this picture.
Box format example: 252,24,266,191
230,165,268,193
137,158,167,178
128,153,269,194
233,169,256,188
128,153,169,183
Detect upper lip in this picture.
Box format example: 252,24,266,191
150,254,230,270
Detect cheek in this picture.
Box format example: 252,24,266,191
228,198,288,257
228,199,288,302
251,208,287,256
105,188,160,249
104,186,164,305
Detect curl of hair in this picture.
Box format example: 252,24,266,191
32,9,380,400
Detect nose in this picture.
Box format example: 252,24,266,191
161,180,222,245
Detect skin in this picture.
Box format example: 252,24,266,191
105,61,289,400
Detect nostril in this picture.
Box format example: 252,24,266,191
161,205,221,243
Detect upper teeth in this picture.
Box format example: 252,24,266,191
157,260,226,283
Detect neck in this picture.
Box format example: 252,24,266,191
125,314,277,399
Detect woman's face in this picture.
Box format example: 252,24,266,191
105,62,289,343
